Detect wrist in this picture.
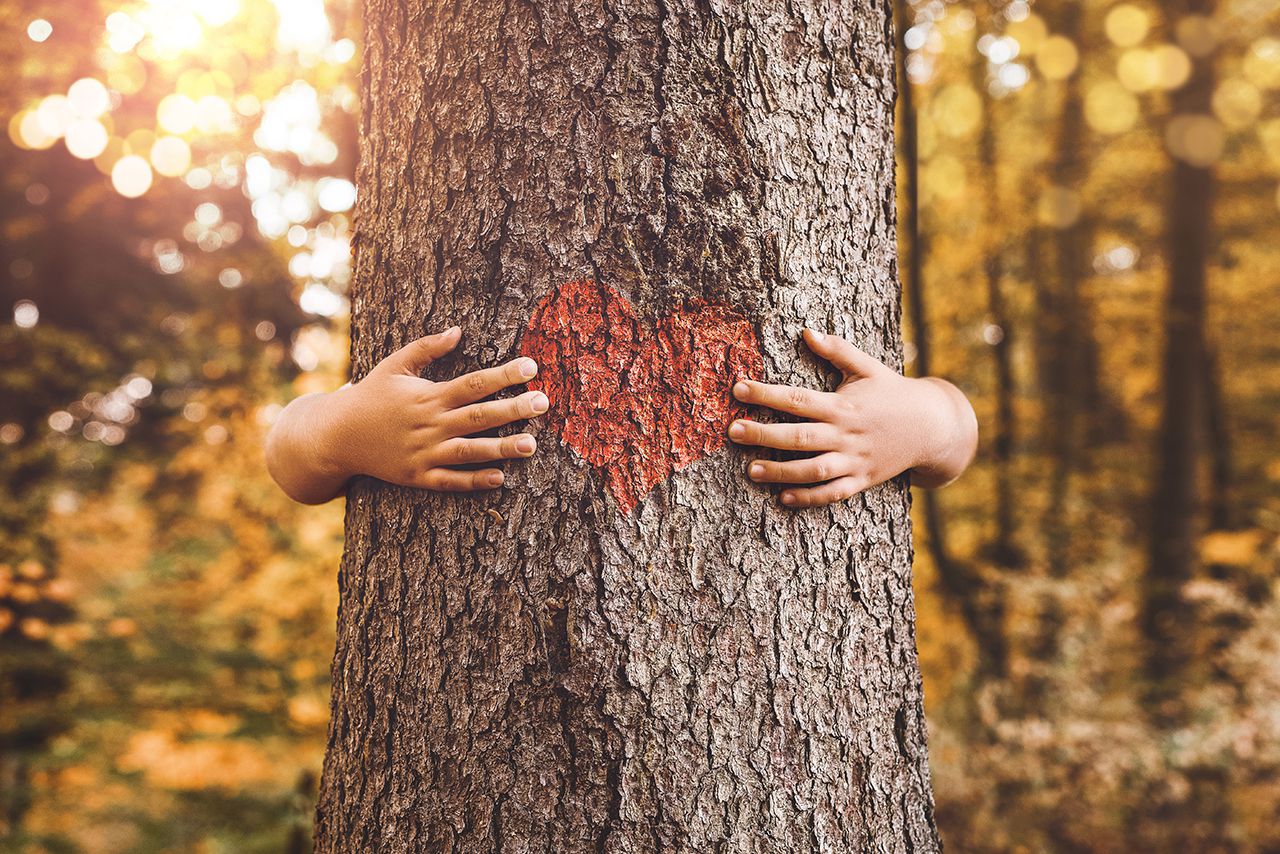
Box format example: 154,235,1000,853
908,376,973,485
313,384,359,483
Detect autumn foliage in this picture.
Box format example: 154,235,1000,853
2,0,1278,850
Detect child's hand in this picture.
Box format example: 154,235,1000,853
266,326,548,504
727,328,978,508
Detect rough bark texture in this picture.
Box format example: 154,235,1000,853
315,0,939,850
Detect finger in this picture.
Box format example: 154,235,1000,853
385,327,461,375
731,380,829,418
444,390,550,435
435,433,537,466
727,419,839,451
781,475,866,508
419,467,505,492
440,357,539,406
748,452,849,485
802,328,887,380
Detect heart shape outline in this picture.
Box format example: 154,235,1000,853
520,280,764,513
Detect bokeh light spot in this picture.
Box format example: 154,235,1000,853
112,155,154,198
157,94,197,135
27,19,53,42
150,136,192,176
1153,44,1192,90
1006,14,1047,56
1105,5,1150,48
317,178,356,212
1036,36,1080,81
1176,15,1219,58
65,119,109,160
1243,37,1280,90
36,95,73,139
13,300,40,329
1213,80,1262,129
67,78,111,118
1166,114,1226,168
1086,82,1140,135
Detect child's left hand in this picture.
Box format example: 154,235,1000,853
728,328,978,508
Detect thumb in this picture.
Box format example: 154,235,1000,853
382,326,461,375
802,328,886,380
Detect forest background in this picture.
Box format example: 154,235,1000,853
1,0,1278,851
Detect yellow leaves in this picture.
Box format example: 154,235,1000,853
117,729,282,790
930,83,982,139
18,559,45,579
923,155,967,201
1086,82,1141,135
1199,529,1269,567
106,616,138,637
1037,36,1080,81
287,693,329,728
1258,119,1280,166
1105,5,1150,49
20,616,51,639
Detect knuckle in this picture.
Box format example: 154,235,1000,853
465,373,487,393
467,405,488,426
787,388,808,407
794,427,814,448
453,442,476,464
813,461,831,482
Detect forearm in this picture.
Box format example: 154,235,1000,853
908,377,978,489
265,388,353,505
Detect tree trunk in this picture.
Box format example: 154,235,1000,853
315,1,939,850
1142,0,1215,718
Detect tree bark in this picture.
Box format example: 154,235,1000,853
315,1,939,850
1142,0,1215,717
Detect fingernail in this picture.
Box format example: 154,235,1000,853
733,382,750,398
448,325,461,336
488,471,504,486
516,435,536,454
518,358,538,378
749,463,764,479
806,328,825,342
781,491,796,505
728,421,745,439
531,392,549,413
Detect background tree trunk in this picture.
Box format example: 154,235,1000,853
1142,0,1215,719
314,0,940,850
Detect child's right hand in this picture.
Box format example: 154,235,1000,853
266,326,548,504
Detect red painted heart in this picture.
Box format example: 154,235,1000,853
520,280,764,514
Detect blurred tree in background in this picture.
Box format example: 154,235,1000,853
2,0,354,848
1,0,1278,851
